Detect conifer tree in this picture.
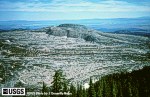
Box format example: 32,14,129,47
51,69,65,92
70,83,77,97
112,80,118,97
82,87,87,97
88,77,96,97
63,79,68,93
79,84,83,97
42,81,48,96
76,83,81,97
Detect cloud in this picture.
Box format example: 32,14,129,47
0,0,149,13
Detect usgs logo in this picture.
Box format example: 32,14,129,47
2,88,25,96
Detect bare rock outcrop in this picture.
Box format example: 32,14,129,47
46,24,100,42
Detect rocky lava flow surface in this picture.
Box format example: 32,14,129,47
0,24,150,88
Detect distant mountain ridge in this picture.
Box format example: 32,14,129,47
113,29,150,37
0,17,149,32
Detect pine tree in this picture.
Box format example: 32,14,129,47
112,80,118,97
82,87,87,97
76,83,81,97
63,79,68,93
42,81,48,96
88,77,96,97
97,78,105,97
70,83,76,97
79,84,83,97
51,69,66,92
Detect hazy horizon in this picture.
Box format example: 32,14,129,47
0,16,150,22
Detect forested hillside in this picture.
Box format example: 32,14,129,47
93,66,150,97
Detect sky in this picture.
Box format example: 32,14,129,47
0,0,150,20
